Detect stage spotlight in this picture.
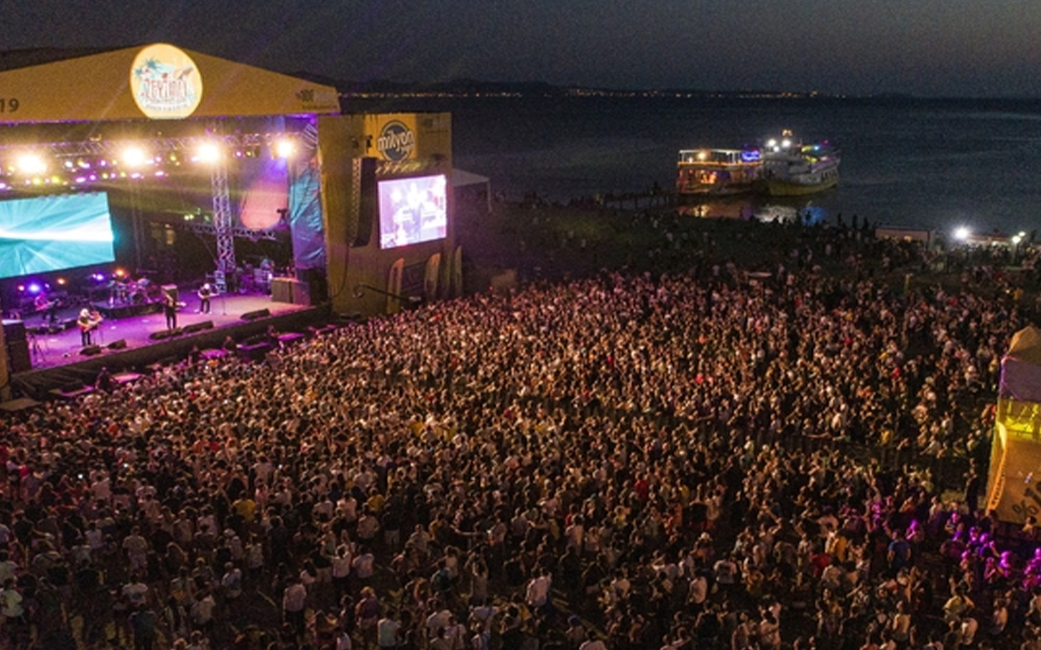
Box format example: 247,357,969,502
57,278,66,285
15,152,47,175
194,142,221,163
27,283,41,294
121,146,148,168
274,139,295,159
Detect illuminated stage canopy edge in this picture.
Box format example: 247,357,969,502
0,43,340,124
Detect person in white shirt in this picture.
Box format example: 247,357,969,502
122,575,150,609
353,546,375,581
378,612,402,648
332,544,352,602
526,571,552,612
336,628,353,650
283,577,308,639
425,604,452,639
579,637,607,650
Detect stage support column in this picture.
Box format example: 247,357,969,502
0,298,9,402
211,150,235,292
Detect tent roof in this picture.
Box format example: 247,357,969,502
452,168,490,188
0,43,339,123
1008,325,1041,367
0,47,126,73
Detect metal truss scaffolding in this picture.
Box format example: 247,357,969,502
210,155,235,292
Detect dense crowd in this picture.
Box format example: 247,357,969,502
0,220,1037,650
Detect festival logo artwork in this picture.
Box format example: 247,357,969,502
130,44,203,119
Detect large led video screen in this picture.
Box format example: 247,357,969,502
378,174,448,249
0,193,116,280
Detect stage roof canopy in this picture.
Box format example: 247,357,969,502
0,43,340,124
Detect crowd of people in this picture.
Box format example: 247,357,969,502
0,216,1038,650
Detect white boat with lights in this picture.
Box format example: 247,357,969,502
761,131,840,196
676,148,762,197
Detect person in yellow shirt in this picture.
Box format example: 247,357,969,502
232,495,256,524
366,489,385,514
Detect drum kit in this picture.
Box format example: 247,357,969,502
109,277,158,305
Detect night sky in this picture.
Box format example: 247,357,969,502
2,0,1039,97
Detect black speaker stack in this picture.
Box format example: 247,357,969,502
2,319,31,373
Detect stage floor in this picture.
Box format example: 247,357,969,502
20,292,310,371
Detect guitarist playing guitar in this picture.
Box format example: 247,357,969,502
34,293,59,324
77,308,103,346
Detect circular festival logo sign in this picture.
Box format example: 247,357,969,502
376,120,415,161
130,44,203,120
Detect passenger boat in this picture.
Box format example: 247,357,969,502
760,131,840,196
676,148,762,197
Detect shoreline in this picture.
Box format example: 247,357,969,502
456,200,1040,307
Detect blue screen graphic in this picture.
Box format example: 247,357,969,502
0,193,116,280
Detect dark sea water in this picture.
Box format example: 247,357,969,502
342,96,1041,234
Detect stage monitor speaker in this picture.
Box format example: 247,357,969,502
149,328,182,340
80,345,103,356
271,278,293,303
161,284,179,302
7,340,31,372
2,319,26,342
292,280,312,306
183,320,214,334
241,308,271,321
107,339,127,350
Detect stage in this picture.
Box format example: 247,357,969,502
7,290,332,401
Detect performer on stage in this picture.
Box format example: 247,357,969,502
34,292,58,324
163,290,178,330
197,283,213,314
78,308,102,346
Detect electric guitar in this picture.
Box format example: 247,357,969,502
34,298,59,312
79,311,103,332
